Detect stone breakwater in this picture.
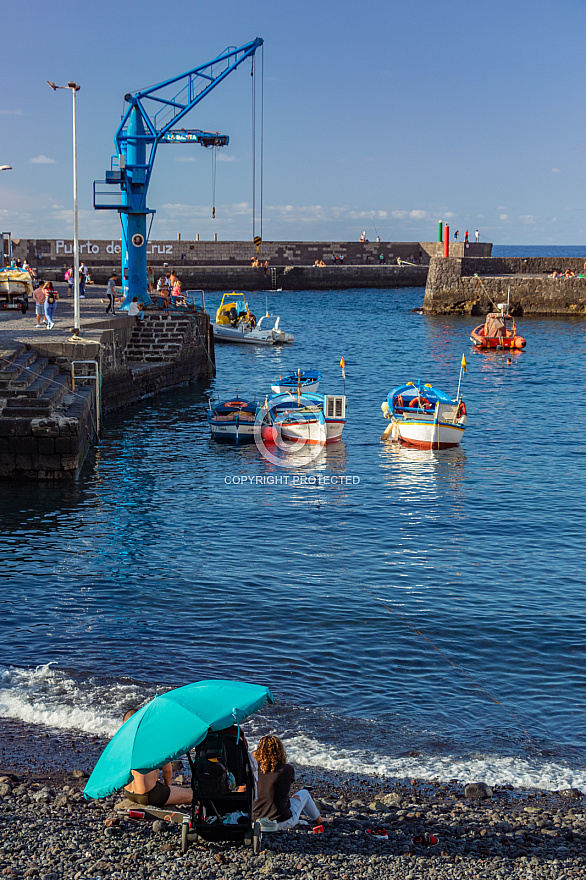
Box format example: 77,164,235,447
424,256,586,316
1,767,586,880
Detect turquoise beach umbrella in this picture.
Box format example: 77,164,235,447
84,679,274,799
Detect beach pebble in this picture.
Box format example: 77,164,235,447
464,782,492,800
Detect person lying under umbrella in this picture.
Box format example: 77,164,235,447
121,708,193,807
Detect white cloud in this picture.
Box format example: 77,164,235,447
175,156,197,163
551,167,561,173
30,155,56,164
409,209,427,220
0,110,23,116
499,213,508,221
217,153,236,163
519,214,536,224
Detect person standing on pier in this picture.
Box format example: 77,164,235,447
475,229,480,242
32,283,47,329
106,273,118,315
43,282,58,329
79,263,87,298
454,230,459,241
464,231,469,243
65,265,74,297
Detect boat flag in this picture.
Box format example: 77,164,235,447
461,354,467,373
340,357,346,379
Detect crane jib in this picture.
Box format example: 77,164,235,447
92,37,264,310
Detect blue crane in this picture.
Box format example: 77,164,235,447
94,37,263,307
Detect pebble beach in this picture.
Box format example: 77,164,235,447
2,721,586,880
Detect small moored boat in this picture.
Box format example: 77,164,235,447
270,369,322,394
207,396,259,444
212,293,293,345
381,381,467,449
470,310,526,350
262,391,346,445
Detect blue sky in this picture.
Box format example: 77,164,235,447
2,0,586,245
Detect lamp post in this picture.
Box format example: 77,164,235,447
0,166,12,268
47,80,81,336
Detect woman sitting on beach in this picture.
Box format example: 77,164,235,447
252,735,330,830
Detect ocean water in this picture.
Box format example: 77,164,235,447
493,244,586,258
1,284,586,792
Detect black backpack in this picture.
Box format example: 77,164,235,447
194,754,230,799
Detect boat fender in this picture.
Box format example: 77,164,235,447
381,401,389,416
250,314,257,329
515,336,526,349
458,400,467,418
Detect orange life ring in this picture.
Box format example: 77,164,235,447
225,400,245,408
409,397,420,408
420,397,431,408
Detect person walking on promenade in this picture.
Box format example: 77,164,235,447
464,230,469,243
79,263,87,298
65,265,74,297
32,282,47,328
43,282,58,329
105,273,118,315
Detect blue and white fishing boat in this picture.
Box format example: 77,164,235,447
207,396,260,444
381,380,467,449
270,369,322,394
262,390,346,445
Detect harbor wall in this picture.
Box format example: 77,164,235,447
11,238,492,269
424,256,586,316
38,264,427,290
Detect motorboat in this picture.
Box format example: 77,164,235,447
381,380,467,449
270,369,321,394
0,268,33,313
262,391,346,445
470,308,526,350
212,293,293,345
207,396,260,444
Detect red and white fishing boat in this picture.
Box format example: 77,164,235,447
263,392,346,446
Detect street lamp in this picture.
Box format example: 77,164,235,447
47,80,81,336
0,166,12,268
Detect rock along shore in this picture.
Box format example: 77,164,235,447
1,720,586,880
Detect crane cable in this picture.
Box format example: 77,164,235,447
211,146,217,219
251,45,264,241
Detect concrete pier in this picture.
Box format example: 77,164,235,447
424,256,586,316
0,291,214,480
